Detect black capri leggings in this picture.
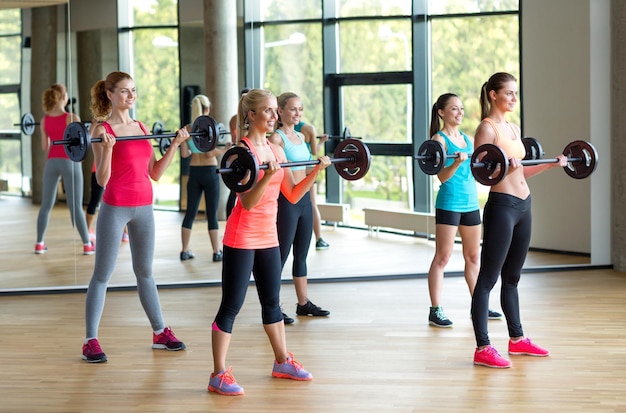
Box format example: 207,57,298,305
86,172,104,215
213,245,284,333
277,192,313,277
182,165,219,230
471,192,532,347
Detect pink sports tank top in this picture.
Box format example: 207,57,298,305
483,117,525,160
45,113,71,160
101,121,154,207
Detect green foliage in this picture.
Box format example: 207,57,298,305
131,0,180,187
431,15,520,134
261,3,519,210
0,9,22,185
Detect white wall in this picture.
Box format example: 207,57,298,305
521,0,610,264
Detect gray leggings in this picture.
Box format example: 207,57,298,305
85,203,164,338
36,158,90,244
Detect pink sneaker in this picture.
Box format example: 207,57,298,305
122,232,129,242
152,327,186,351
473,345,512,368
35,243,47,254
83,242,95,255
508,337,550,356
88,231,96,241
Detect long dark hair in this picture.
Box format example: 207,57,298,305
479,72,517,119
429,93,458,137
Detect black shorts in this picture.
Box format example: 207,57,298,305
435,208,481,227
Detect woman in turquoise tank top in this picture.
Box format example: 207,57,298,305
426,93,502,328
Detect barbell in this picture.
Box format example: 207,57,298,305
415,137,544,175
152,120,232,156
217,138,371,193
52,115,224,162
13,113,39,135
470,140,598,186
320,127,359,140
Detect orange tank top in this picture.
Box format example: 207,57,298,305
483,117,525,160
222,138,285,249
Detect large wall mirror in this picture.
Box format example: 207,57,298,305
1,0,595,295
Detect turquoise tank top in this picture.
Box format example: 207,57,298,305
294,121,312,154
434,131,479,213
276,129,310,171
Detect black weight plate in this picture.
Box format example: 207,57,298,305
192,115,218,152
416,140,445,175
522,137,544,160
342,127,351,140
152,120,165,136
334,138,371,180
219,146,259,193
64,122,90,162
158,137,171,156
21,113,36,136
471,143,509,186
563,140,598,179
217,123,230,144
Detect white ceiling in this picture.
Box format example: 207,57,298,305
0,0,67,8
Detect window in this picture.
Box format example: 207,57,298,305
118,0,180,209
0,8,22,195
245,0,520,227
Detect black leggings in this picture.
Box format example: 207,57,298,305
86,172,104,215
213,245,284,333
182,165,219,230
277,192,313,277
471,192,532,347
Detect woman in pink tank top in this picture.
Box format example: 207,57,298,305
208,89,330,396
81,72,190,364
34,83,93,255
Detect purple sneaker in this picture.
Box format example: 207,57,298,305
272,352,313,380
208,367,244,396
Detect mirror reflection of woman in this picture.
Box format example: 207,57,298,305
35,83,94,255
179,94,229,262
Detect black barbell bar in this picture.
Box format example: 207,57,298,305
470,140,598,186
415,137,544,175
52,115,222,162
217,138,371,193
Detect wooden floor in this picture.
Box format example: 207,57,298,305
0,195,589,292
2,195,624,412
1,270,626,412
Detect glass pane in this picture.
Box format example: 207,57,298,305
0,36,22,84
339,20,411,73
260,0,322,21
341,84,413,225
130,0,178,26
0,92,22,195
0,9,20,35
342,154,413,227
431,15,520,133
431,14,519,208
343,84,412,143
429,0,519,14
263,23,324,131
339,0,412,17
132,27,181,209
